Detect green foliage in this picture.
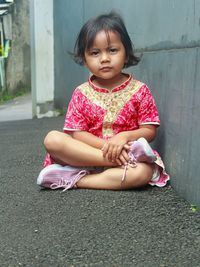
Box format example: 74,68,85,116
190,204,198,212
0,88,30,104
55,108,65,116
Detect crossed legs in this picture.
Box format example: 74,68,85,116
43,130,154,190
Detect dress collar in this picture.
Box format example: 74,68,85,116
88,74,132,93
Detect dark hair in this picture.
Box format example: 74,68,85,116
72,12,140,68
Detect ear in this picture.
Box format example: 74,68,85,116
83,57,88,67
125,56,129,64
123,56,129,67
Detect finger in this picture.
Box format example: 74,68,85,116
128,141,134,145
115,145,123,159
111,145,123,162
102,143,109,157
121,149,130,162
101,142,107,151
111,146,118,162
116,158,122,166
123,144,130,150
107,145,114,161
118,154,128,166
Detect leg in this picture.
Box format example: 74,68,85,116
39,131,153,191
77,163,154,190
44,130,116,167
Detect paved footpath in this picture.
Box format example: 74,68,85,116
0,93,32,122
0,116,200,267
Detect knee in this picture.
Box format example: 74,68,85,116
44,130,62,152
127,163,153,187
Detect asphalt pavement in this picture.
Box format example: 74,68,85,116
0,99,200,266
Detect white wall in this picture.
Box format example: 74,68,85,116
30,0,54,118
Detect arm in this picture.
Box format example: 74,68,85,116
70,124,156,149
102,124,157,163
119,124,157,143
71,131,105,149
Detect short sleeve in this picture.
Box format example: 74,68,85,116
63,88,89,132
137,85,160,126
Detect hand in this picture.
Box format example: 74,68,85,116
102,133,129,164
115,148,130,166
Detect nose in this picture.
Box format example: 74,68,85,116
100,52,110,63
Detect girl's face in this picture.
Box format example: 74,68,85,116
84,30,127,88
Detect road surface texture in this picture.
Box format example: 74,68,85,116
0,116,199,267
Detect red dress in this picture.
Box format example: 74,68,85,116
64,74,160,138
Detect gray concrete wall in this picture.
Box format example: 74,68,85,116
54,0,87,109
133,48,200,207
6,0,31,92
54,0,200,207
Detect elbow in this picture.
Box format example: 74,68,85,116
148,127,157,142
140,125,157,143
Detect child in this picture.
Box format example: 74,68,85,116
37,12,169,191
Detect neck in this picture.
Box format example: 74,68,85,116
92,73,128,90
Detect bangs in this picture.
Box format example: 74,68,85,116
85,26,112,51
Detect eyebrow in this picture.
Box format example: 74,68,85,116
89,42,120,48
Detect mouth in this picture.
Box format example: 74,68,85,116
100,66,112,72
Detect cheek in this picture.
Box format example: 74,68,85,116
115,55,126,67
86,60,98,69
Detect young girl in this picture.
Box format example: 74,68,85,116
37,12,169,191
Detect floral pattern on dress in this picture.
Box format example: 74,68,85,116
64,75,160,139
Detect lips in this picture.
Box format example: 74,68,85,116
100,66,112,71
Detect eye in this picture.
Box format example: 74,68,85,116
90,50,99,56
109,48,118,54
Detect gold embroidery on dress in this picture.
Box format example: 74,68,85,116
78,79,143,138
